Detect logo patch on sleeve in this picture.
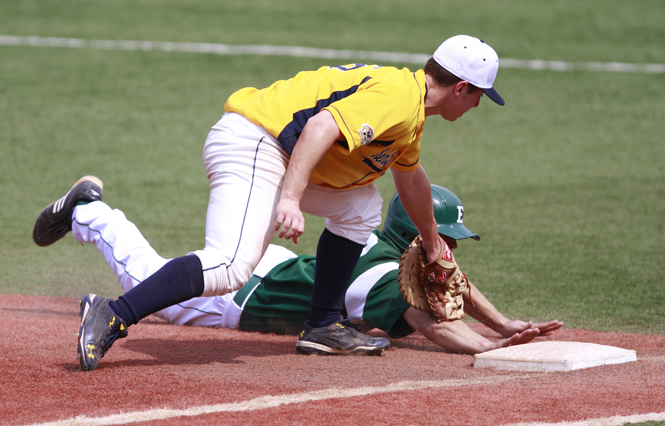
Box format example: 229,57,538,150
358,124,374,146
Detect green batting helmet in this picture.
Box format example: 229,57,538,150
383,185,480,251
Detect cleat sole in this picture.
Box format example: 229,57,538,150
296,341,387,356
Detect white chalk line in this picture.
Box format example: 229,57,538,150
504,411,665,426
25,375,528,426
19,368,665,426
2,35,664,74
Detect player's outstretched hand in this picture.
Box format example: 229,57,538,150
530,320,564,336
501,320,564,338
487,328,541,352
274,198,305,244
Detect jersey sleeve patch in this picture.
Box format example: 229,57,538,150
358,124,375,146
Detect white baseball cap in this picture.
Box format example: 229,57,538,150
432,35,504,106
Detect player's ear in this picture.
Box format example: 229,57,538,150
454,80,469,97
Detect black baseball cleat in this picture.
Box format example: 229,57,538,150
32,175,103,247
77,294,128,371
295,320,390,356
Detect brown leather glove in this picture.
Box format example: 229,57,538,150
398,236,467,322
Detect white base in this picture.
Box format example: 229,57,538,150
473,341,637,372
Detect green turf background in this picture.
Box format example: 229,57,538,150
1,0,664,346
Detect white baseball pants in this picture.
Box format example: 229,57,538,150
71,201,296,328
191,113,383,297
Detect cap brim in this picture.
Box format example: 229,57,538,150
483,87,504,106
438,223,481,241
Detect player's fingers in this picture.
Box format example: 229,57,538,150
514,328,539,345
276,212,294,239
278,218,293,239
282,223,294,240
290,222,303,244
534,321,563,334
283,217,304,241
277,216,293,240
274,213,286,233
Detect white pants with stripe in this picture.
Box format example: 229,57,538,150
191,113,383,297
71,201,296,328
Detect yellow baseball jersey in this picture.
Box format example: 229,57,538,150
224,64,427,190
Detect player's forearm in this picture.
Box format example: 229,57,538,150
391,167,441,258
281,110,342,202
463,281,512,336
402,307,493,354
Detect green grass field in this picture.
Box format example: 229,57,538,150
1,0,664,347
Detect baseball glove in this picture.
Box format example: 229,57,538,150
398,236,468,322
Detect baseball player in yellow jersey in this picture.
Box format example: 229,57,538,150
34,35,506,370
225,64,424,191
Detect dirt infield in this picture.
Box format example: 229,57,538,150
2,294,664,426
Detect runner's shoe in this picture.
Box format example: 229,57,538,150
33,175,103,247
77,294,128,371
296,320,390,356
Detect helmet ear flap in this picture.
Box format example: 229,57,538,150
383,196,418,252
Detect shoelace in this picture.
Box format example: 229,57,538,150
338,319,361,330
99,323,123,355
335,319,364,338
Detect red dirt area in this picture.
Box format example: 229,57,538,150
1,294,664,426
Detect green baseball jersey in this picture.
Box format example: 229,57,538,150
236,230,414,338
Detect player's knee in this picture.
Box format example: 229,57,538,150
194,250,256,297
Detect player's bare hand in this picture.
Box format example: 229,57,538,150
501,320,563,338
529,320,564,336
274,198,305,244
421,235,454,264
488,328,541,352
